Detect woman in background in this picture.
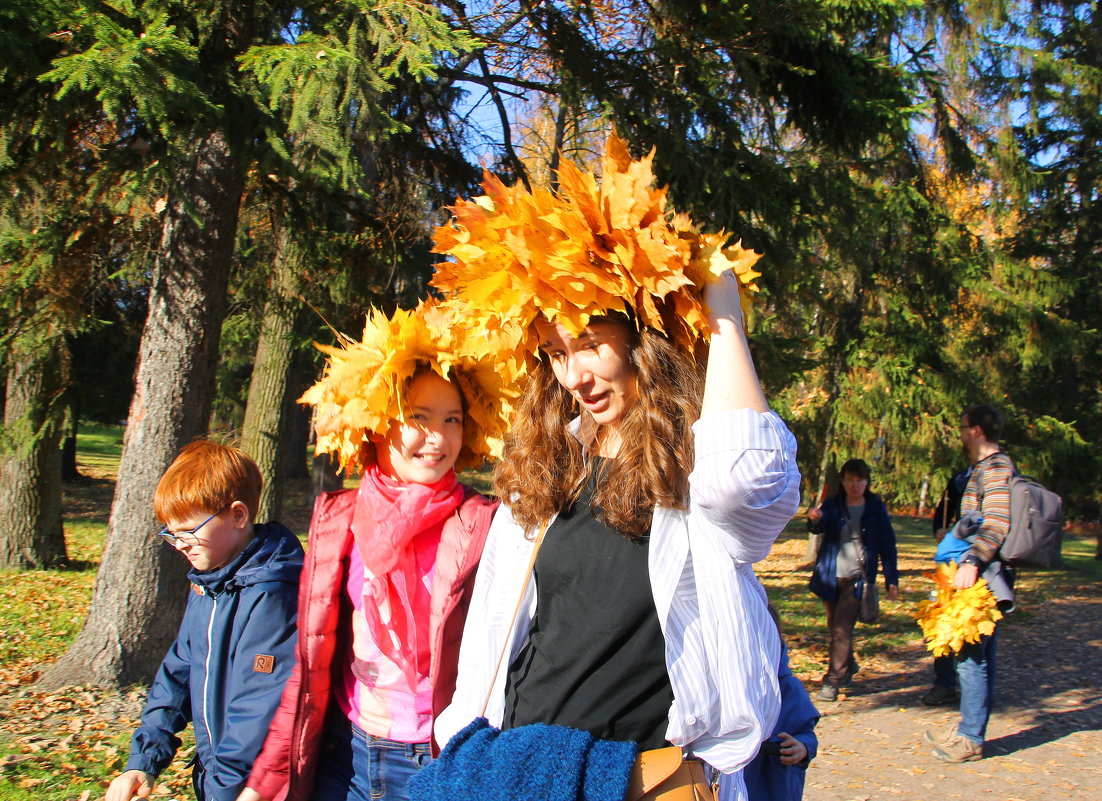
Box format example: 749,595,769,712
808,458,899,702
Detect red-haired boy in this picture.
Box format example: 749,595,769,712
106,441,304,801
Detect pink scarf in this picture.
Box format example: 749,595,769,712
350,464,464,687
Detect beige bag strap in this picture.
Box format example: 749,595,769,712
479,522,549,717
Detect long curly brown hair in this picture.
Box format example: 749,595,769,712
493,323,704,539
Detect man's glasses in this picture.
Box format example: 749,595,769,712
156,510,223,546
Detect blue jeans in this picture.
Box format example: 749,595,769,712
313,715,433,801
955,627,998,745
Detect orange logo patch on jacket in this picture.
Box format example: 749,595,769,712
253,654,275,673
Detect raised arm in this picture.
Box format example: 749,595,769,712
690,272,800,561
701,268,769,416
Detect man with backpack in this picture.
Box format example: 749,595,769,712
924,404,1014,763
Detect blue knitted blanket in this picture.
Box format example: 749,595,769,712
409,717,637,801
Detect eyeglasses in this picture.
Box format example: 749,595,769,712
156,510,223,546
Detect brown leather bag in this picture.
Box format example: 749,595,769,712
625,746,716,801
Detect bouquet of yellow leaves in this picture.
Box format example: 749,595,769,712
299,299,521,475
914,562,1003,656
431,132,763,360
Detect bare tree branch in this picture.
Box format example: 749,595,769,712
476,51,530,190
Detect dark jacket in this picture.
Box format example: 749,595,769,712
931,467,972,534
126,521,304,801
808,494,898,604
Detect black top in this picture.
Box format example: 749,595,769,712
502,461,674,750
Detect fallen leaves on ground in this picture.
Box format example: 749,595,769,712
0,684,196,799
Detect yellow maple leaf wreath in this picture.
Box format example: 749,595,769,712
299,298,520,475
431,132,764,360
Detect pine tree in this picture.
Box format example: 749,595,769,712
0,0,159,567
36,0,479,688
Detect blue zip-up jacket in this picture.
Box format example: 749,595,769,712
740,644,819,801
126,521,304,801
808,494,898,604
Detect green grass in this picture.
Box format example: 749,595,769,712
0,705,136,798
0,571,95,679
62,521,108,567
458,465,494,495
0,423,122,682
0,423,130,800
72,422,125,476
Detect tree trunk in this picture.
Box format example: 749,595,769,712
311,452,344,500
39,128,245,690
917,473,931,516
285,402,310,480
240,230,303,523
804,277,866,563
61,394,81,482
813,421,840,509
804,424,839,564
284,342,318,483
309,399,344,501
61,433,80,482
0,333,69,568
548,103,568,192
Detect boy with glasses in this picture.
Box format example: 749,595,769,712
106,440,304,801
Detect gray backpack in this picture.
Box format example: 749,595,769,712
1000,474,1065,568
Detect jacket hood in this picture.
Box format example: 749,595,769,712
189,521,304,594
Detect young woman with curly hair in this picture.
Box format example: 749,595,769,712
435,272,802,801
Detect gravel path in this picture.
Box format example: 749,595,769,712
803,582,1102,800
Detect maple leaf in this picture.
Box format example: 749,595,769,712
914,562,1004,656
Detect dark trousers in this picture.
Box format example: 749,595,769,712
191,760,206,801
934,654,957,688
823,577,860,686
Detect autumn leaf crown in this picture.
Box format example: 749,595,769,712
302,134,764,473
430,132,763,356
299,299,520,474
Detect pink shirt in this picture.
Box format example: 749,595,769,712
336,529,441,742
